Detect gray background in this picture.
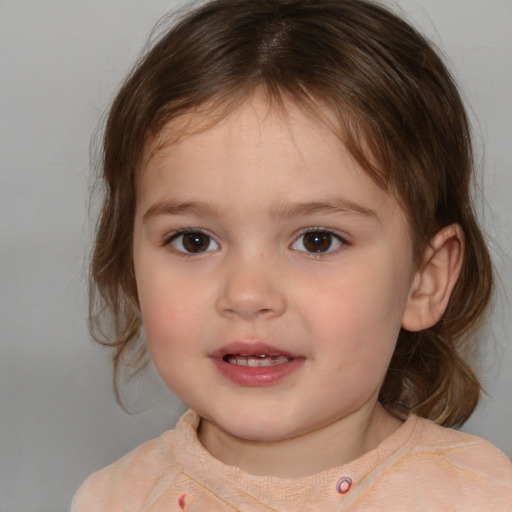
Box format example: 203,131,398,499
1,1,510,511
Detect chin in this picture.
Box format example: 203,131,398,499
211,410,303,443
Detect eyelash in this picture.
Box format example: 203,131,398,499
163,227,349,256
163,228,220,256
291,228,349,256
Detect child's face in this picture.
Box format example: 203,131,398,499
133,96,417,444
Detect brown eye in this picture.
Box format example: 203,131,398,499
292,230,343,253
170,231,219,254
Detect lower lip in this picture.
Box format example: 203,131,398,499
211,357,305,386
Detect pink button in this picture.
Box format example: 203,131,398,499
336,476,352,494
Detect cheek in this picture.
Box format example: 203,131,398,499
141,298,199,343
137,275,187,350
305,259,410,357
136,268,216,365
139,295,199,396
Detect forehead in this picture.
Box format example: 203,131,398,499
142,95,353,186
141,90,394,196
142,92,343,170
136,94,403,226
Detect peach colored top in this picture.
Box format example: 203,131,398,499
71,410,512,511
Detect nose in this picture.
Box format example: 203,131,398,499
215,252,287,320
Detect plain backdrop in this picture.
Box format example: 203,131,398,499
1,1,511,510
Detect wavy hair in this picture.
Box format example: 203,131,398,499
89,0,493,425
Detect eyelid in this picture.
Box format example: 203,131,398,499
290,227,349,254
161,226,349,256
163,227,220,254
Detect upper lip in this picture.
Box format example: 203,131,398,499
209,341,297,359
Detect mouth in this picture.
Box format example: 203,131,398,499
222,354,293,367
210,341,304,386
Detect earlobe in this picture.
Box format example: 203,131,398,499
402,224,464,332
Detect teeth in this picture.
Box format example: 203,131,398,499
225,354,292,367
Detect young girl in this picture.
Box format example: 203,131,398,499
72,0,512,509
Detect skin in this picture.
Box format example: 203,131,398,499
132,95,429,478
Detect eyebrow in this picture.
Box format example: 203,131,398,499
269,199,377,220
142,198,377,222
143,200,221,221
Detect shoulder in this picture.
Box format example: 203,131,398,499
404,416,512,507
413,417,512,473
70,428,180,511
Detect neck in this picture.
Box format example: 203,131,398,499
197,402,402,478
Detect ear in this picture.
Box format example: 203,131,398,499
401,224,464,332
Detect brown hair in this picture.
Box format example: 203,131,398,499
90,0,493,426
